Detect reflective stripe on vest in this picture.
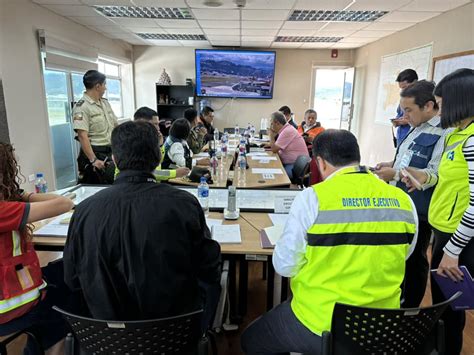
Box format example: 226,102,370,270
429,122,474,233
0,281,46,314
12,231,22,257
290,166,415,336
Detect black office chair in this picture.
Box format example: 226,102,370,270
291,155,311,187
321,291,462,355
53,307,205,355
0,327,43,355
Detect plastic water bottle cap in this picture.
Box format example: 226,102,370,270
200,177,207,183
36,173,43,178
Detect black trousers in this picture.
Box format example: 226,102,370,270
431,228,474,355
77,146,114,185
401,220,432,308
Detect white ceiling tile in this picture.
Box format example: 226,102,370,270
80,0,132,5
271,42,302,48
198,20,240,28
146,40,182,46
300,43,333,49
43,4,100,16
399,0,471,12
111,18,158,27
241,9,290,21
316,29,356,37
281,21,326,30
293,0,350,10
351,30,396,38
209,41,241,46
278,29,317,36
241,29,278,36
241,41,273,47
362,22,415,31
241,36,275,41
155,19,200,28
125,27,167,34
349,0,412,11
206,35,241,41
331,42,363,49
191,9,240,20
244,0,296,9
33,0,83,4
131,0,187,6
202,28,240,35
322,22,370,31
241,20,283,29
164,28,204,35
88,25,130,34
69,16,117,26
377,11,441,22
178,40,211,47
339,36,378,43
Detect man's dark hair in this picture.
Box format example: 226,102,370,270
184,108,198,124
134,107,158,121
434,68,474,129
169,118,191,140
201,106,214,116
271,111,287,125
279,105,291,116
396,69,418,83
312,129,361,167
400,80,439,110
111,121,160,172
83,70,106,90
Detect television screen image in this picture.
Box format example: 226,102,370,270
195,49,276,99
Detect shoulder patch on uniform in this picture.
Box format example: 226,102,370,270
73,112,83,121
102,97,108,101
75,100,84,107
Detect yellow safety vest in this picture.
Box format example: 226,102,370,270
429,122,474,233
291,166,416,335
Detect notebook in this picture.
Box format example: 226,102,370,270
431,266,474,310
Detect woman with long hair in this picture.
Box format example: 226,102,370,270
0,142,73,354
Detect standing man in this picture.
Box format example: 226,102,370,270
375,80,448,307
392,69,418,147
241,129,417,354
279,105,298,128
268,111,308,178
72,70,118,184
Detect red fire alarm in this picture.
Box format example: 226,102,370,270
331,49,338,58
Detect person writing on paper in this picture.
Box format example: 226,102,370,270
63,121,221,330
161,118,210,169
0,143,74,355
297,109,325,145
374,80,449,307
241,130,418,354
402,69,474,355
268,111,309,178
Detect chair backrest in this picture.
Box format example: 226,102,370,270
329,292,461,355
292,155,312,186
53,307,203,354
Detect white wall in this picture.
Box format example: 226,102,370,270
354,2,474,166
0,0,132,190
133,46,354,130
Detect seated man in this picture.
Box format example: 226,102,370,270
298,109,325,145
184,108,207,154
64,121,221,326
268,111,309,178
279,105,298,128
242,129,418,354
198,106,215,144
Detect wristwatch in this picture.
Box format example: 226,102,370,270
90,157,97,164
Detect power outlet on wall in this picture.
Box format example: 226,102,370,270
28,174,35,182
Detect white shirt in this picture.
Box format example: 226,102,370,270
167,140,196,168
273,166,419,278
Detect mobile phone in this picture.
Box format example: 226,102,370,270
401,168,423,190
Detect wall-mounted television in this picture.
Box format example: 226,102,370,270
195,49,276,99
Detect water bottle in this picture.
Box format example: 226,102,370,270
220,139,228,158
197,177,209,217
213,128,219,143
250,124,256,137
34,173,48,193
239,137,246,155
210,153,218,175
234,123,240,136
238,152,246,171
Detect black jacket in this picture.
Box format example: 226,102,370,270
64,170,221,320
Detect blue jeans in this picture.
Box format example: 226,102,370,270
241,301,322,354
283,164,294,179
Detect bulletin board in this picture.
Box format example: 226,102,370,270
432,50,474,83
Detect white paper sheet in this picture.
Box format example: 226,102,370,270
34,212,73,237
263,225,284,246
194,152,210,158
268,213,289,226
211,224,241,244
206,218,223,229
247,152,269,157
251,156,276,161
251,168,283,174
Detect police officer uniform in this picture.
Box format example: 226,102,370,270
72,93,118,184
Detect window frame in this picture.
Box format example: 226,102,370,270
98,58,124,118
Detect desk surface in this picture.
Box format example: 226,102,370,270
33,211,275,256
234,153,291,189
167,156,233,187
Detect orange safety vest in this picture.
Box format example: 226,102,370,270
298,125,325,141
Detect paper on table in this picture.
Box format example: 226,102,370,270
211,225,241,244
263,225,284,246
206,218,223,229
247,152,269,157
34,212,73,237
194,152,209,158
268,213,289,226
251,156,277,161
252,168,283,174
